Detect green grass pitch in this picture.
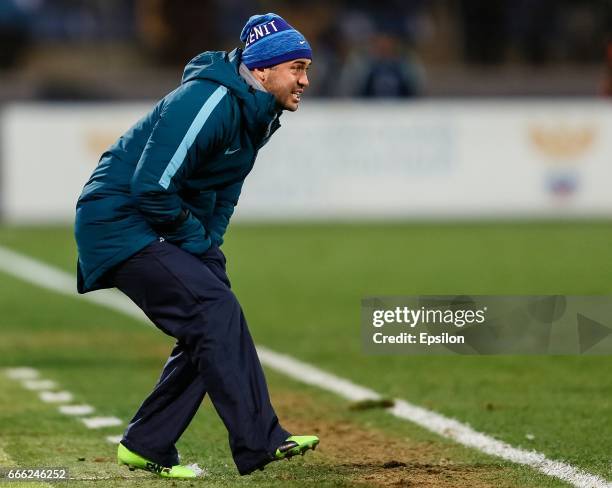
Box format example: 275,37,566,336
0,222,610,487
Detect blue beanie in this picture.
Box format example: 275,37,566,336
240,13,312,69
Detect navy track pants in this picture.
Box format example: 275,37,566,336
110,239,289,475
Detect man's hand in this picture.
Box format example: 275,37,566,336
157,209,211,256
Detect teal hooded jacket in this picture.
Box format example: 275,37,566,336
74,49,281,293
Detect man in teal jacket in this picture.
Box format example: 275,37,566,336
75,13,318,478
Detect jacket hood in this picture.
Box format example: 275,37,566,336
181,48,280,136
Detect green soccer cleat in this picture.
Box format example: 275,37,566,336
274,435,319,460
117,443,202,479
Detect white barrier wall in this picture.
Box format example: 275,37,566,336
1,101,611,222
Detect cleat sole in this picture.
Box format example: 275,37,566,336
274,436,320,461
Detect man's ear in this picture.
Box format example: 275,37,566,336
252,68,267,84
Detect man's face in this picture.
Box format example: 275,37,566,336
254,58,311,112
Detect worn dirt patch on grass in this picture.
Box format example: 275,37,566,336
272,389,516,487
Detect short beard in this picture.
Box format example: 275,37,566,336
261,68,291,111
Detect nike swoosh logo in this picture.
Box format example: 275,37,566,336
299,41,306,44
224,147,240,155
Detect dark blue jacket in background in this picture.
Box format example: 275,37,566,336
75,48,280,293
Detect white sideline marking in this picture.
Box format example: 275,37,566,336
4,367,124,447
23,379,57,390
0,441,15,466
0,244,610,488
0,245,148,322
59,404,95,416
257,347,380,402
5,367,39,380
186,463,206,478
39,391,73,403
106,435,123,444
81,416,122,429
0,440,54,487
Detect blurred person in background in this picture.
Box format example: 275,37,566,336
335,2,425,98
359,32,423,98
505,0,558,64
601,4,612,97
602,40,612,96
0,0,31,70
74,12,318,480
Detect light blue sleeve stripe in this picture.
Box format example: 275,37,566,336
158,85,228,189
